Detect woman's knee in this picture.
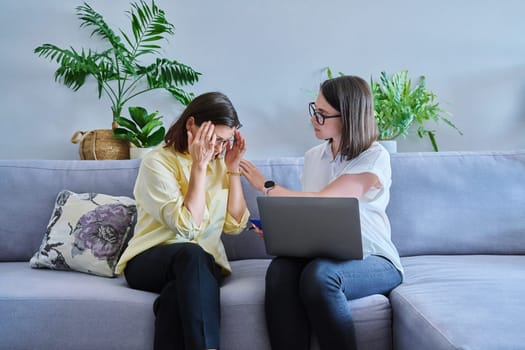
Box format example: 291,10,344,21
171,243,214,270
266,257,304,293
299,259,342,302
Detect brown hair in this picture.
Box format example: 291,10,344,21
164,92,241,153
321,75,378,160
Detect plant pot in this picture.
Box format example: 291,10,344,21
129,146,155,159
71,129,130,160
379,140,397,153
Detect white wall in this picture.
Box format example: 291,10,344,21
1,0,524,159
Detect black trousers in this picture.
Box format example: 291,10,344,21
124,243,223,350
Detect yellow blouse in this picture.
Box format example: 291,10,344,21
115,146,249,275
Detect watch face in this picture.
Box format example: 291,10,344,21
264,180,275,189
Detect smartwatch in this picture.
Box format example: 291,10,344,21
263,180,275,195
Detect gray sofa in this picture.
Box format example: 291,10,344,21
1,150,524,350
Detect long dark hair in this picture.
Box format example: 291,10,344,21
164,92,241,153
321,75,378,160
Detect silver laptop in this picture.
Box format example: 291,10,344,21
256,196,363,260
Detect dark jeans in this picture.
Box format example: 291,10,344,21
265,255,402,350
124,243,223,350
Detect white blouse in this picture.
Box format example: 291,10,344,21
302,141,403,275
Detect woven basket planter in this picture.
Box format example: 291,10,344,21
71,129,130,160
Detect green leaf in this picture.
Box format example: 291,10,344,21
369,70,461,150
166,86,195,106
34,44,106,91
143,58,201,88
116,105,165,147
141,118,163,136
113,128,141,147
326,67,333,79
115,115,140,134
128,106,149,128
127,0,174,58
35,0,200,123
76,3,133,73
428,131,438,152
143,127,165,147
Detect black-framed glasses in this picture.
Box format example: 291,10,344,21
308,102,341,125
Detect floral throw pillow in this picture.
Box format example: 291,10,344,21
30,190,137,277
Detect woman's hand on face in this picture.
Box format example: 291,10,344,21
240,159,266,192
224,129,246,171
187,121,216,168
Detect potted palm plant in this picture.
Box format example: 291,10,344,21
35,0,200,159
325,68,462,152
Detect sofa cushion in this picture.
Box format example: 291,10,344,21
388,151,525,256
1,260,392,350
390,255,525,350
222,259,393,350
29,190,137,277
0,262,156,350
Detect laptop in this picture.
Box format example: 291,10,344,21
256,196,363,260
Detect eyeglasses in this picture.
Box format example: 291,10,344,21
214,138,232,148
213,123,242,148
308,102,341,125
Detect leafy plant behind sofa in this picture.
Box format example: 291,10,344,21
113,106,165,148
326,68,462,151
34,0,200,130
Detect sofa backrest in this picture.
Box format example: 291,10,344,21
388,150,525,256
0,160,141,261
226,151,525,259
2,151,524,262
0,158,298,262
222,158,304,260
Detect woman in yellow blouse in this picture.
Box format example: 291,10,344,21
116,92,249,350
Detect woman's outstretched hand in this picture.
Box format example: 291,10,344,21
240,159,267,192
224,129,246,171
187,121,216,168
250,224,264,238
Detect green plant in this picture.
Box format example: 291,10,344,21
371,71,461,151
113,106,165,148
325,68,462,151
34,0,200,130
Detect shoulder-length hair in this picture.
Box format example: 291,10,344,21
321,75,378,160
164,92,241,153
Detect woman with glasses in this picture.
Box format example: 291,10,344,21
240,75,403,350
116,92,248,350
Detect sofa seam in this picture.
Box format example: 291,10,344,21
390,150,525,158
0,165,140,171
391,289,461,350
0,297,149,303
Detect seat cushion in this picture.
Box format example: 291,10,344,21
0,262,156,350
223,259,393,350
1,259,393,350
391,255,525,350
